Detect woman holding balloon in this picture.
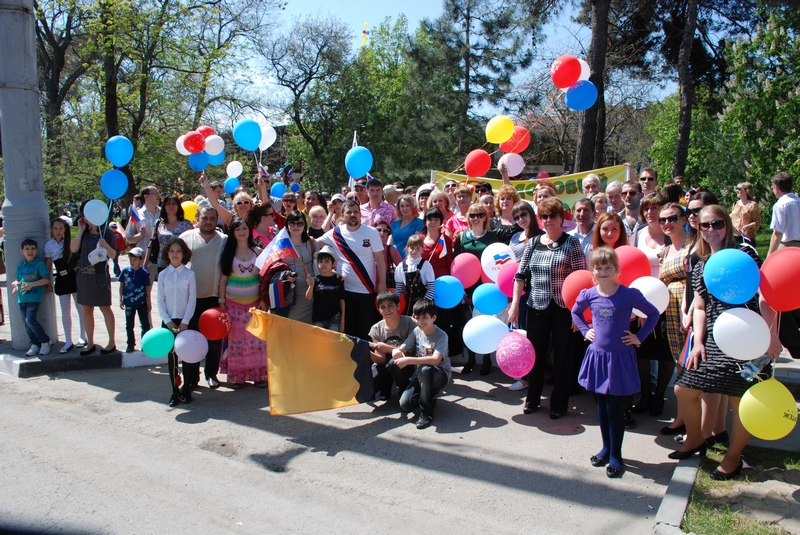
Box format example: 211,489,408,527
509,197,586,418
671,205,778,480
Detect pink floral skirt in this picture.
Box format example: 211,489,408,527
219,299,267,384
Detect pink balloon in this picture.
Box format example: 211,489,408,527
497,261,519,297
496,332,535,379
451,253,482,288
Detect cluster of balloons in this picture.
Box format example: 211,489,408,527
142,308,232,362
551,55,598,111
87,136,137,226
176,125,226,172
346,146,373,179
463,116,533,178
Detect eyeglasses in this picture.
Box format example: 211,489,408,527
236,200,251,206
621,191,638,197
375,227,391,234
287,221,304,227
658,214,682,224
513,213,529,221
539,213,558,221
699,220,726,231
640,176,656,182
686,207,702,216
469,213,486,219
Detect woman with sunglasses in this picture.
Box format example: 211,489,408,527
443,180,459,211
491,186,522,244
375,220,402,292
146,194,194,275
283,210,318,324
509,197,586,417
454,204,499,375
671,206,777,480
247,203,278,249
199,172,256,228
730,182,761,247
279,192,298,218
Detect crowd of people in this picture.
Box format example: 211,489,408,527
12,164,800,475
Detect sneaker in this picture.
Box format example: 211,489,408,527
126,346,135,353
416,413,434,429
39,342,51,356
508,379,528,391
624,410,636,429
75,339,87,349
25,345,39,357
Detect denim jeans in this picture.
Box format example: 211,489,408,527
125,302,151,347
313,313,341,332
399,365,448,417
19,301,49,346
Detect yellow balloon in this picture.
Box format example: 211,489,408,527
485,115,515,144
739,378,798,440
182,201,198,221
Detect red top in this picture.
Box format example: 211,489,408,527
421,233,453,278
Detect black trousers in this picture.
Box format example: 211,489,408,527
183,296,223,386
525,300,574,413
344,291,380,342
373,358,416,398
163,319,183,397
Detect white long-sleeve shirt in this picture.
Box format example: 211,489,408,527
157,263,197,325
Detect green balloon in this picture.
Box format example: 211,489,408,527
142,327,175,358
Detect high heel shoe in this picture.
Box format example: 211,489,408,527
709,459,743,481
461,354,476,375
479,357,492,376
706,431,729,447
79,345,97,356
660,423,686,436
668,442,707,460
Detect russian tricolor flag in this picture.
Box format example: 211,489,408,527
255,228,299,273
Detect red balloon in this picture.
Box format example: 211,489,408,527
562,270,594,310
497,261,520,297
499,126,531,154
183,131,206,154
465,149,491,177
551,54,581,89
451,253,482,288
616,245,652,286
536,171,550,179
196,125,215,138
198,307,232,340
760,247,800,311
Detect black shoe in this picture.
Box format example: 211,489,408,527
632,402,649,414
590,455,609,467
232,383,244,390
207,376,220,389
549,410,565,420
706,431,729,447
255,381,267,389
125,346,135,353
660,423,686,435
100,345,116,355
668,442,707,460
523,403,539,415
709,459,743,481
624,410,636,429
416,413,433,429
180,386,192,404
479,358,492,376
648,404,664,417
168,394,181,407
606,465,624,478
461,355,476,374
79,345,97,356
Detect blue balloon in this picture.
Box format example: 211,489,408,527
290,183,300,192
703,248,761,304
345,146,373,178
105,135,134,167
233,118,262,152
433,276,464,309
100,169,128,200
565,80,598,111
271,182,287,198
224,177,240,194
472,283,509,315
188,152,209,171
208,150,225,166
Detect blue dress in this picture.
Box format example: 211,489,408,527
571,286,659,396
391,218,424,258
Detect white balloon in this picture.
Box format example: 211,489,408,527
499,153,525,177
578,59,591,81
83,199,110,227
463,315,509,354
259,125,277,151
713,308,771,361
480,242,517,282
204,135,225,156
630,276,670,318
175,135,191,156
227,160,244,178
174,329,209,364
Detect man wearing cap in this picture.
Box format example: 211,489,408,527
125,185,161,284
179,206,227,389
118,247,152,353
318,200,386,340
324,193,346,231
361,177,396,226
352,178,369,205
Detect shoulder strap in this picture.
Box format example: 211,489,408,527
309,237,316,257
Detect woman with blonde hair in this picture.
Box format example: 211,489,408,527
428,190,454,227
390,194,424,258
492,185,521,244
730,182,760,247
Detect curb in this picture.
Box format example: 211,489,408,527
0,350,167,377
653,457,700,535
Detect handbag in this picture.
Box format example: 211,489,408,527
53,251,79,295
148,220,161,265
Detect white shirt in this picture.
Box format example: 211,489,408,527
179,229,227,298
157,263,197,325
44,238,65,261
771,192,800,242
317,224,383,294
568,223,595,258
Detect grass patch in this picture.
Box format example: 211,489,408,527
754,226,772,260
682,443,799,535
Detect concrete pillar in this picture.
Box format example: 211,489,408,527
0,0,58,349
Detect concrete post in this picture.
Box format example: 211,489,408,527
0,0,58,349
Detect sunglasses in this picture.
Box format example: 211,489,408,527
456,195,471,200
444,183,458,189
658,214,682,225
282,199,296,203
236,200,251,206
375,227,391,234
686,207,702,216
621,191,638,197
699,220,726,231
735,187,742,191
264,212,274,217
469,213,486,219
539,213,558,220
640,176,656,182
475,188,490,194
513,213,529,221
287,221,305,227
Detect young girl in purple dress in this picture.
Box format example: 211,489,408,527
571,247,660,478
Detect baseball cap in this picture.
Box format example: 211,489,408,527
331,193,347,203
383,185,397,195
353,177,367,187
109,222,119,229
128,247,145,258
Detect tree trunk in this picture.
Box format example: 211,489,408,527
673,0,698,178
574,0,609,173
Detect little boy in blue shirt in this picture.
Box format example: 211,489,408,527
12,239,52,357
118,247,152,352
